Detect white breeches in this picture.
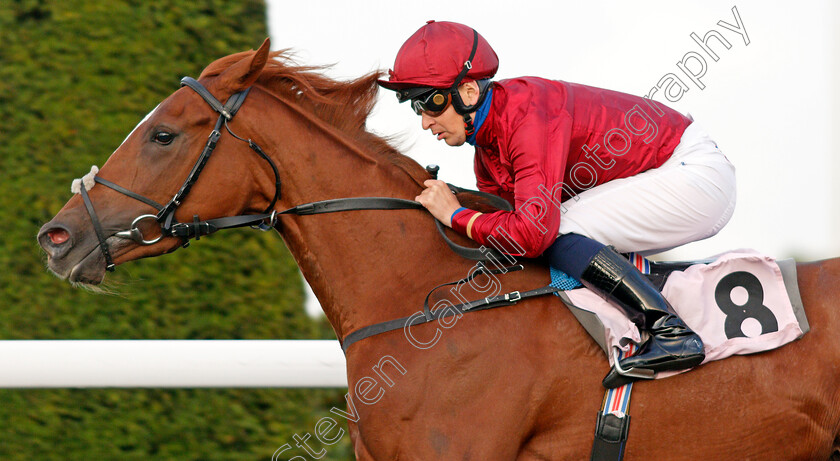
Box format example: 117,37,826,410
557,121,737,255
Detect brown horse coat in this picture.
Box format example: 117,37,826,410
38,40,840,460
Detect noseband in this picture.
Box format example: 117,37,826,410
77,77,510,272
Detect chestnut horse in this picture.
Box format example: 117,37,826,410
38,39,840,460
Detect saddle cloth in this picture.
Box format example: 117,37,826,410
554,249,809,378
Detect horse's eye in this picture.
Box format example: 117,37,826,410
153,131,175,145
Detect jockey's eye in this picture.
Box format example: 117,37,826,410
152,131,175,145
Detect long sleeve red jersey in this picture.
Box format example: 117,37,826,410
450,77,691,257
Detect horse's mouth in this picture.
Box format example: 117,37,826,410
68,245,107,285
49,236,131,286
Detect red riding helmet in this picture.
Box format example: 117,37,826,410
378,20,499,91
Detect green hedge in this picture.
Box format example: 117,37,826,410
0,1,351,459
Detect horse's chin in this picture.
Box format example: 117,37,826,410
50,236,184,287
49,237,132,287
67,250,107,286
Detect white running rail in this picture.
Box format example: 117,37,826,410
0,340,347,388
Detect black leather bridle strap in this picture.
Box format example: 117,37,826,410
154,78,263,233
154,114,225,225
169,213,274,239
244,140,281,212
94,177,164,211
79,185,116,272
171,78,276,215
180,76,250,120
163,197,423,240
75,76,280,266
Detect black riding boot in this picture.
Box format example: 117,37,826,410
579,246,705,388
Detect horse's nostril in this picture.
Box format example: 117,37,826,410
37,224,74,259
47,228,70,245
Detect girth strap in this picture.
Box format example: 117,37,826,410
590,346,636,461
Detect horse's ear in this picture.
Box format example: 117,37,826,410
217,38,271,94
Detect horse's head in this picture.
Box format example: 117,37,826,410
38,39,276,286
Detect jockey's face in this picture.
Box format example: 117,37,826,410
421,104,467,146
420,81,479,147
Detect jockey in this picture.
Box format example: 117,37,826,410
378,21,736,388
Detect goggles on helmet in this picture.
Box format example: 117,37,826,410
411,89,452,116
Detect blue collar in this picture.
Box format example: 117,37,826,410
466,87,493,146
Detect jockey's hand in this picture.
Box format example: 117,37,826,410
415,179,461,227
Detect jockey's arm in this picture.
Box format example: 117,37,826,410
449,110,572,258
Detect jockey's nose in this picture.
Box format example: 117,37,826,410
421,112,435,130
37,222,73,259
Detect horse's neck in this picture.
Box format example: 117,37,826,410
270,127,464,340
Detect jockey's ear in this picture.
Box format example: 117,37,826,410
216,37,270,95
458,81,481,106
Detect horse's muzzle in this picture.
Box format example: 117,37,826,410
37,217,112,284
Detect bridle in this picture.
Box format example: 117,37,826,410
78,76,510,272
78,77,281,271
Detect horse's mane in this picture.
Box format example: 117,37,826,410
200,49,428,186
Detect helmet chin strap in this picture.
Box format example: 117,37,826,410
445,28,480,137
463,113,475,137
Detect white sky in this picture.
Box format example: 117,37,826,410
266,1,840,315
